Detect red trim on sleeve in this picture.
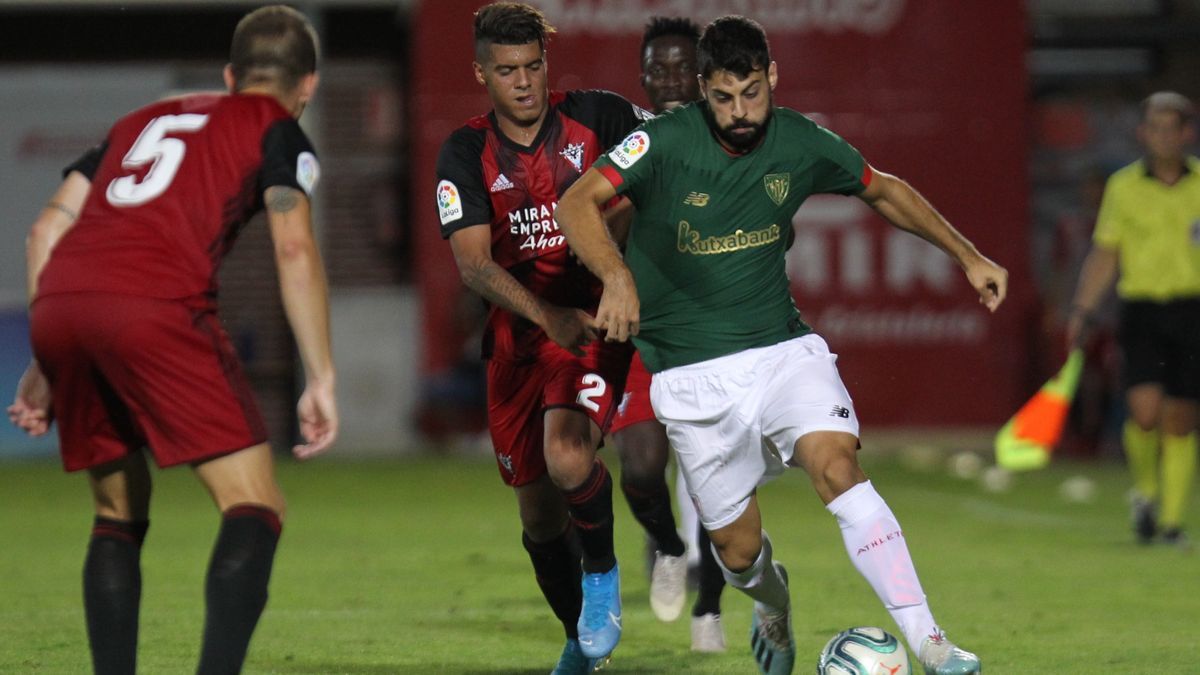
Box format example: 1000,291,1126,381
598,164,625,190
861,164,874,188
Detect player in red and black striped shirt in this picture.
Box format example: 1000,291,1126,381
435,3,650,670
8,7,335,674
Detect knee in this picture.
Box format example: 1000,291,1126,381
710,534,759,573
94,492,151,522
544,435,595,487
545,432,592,460
267,497,287,524
90,464,154,522
253,477,287,520
222,495,286,525
93,495,133,521
618,452,666,492
258,487,287,522
808,449,865,502
215,481,286,523
614,429,669,488
707,520,762,573
517,484,570,541
1160,401,1199,436
521,509,569,542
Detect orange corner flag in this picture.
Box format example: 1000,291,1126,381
994,349,1085,471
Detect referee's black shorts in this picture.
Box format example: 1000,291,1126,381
1118,298,1200,400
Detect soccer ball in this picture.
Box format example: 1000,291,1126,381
817,626,910,674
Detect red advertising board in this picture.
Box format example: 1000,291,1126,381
412,0,1032,426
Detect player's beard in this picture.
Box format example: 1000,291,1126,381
714,94,773,152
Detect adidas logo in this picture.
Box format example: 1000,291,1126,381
489,173,515,192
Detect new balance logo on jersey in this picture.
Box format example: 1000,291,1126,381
683,192,709,207
829,405,850,418
490,173,515,193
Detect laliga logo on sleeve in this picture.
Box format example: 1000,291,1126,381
609,130,649,169
296,152,320,195
437,180,463,225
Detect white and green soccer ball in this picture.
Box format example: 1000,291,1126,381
817,626,910,674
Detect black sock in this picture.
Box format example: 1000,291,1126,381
692,525,726,617
563,460,616,574
84,517,149,675
620,480,685,557
522,526,583,639
197,505,281,675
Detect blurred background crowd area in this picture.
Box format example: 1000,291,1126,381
1,0,1195,461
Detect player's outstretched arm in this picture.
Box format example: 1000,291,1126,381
265,186,338,459
449,223,597,355
557,168,639,342
858,167,1008,312
8,170,91,435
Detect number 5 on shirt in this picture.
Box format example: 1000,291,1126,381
107,114,209,207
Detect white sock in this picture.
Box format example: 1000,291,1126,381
827,480,938,652
712,530,789,612
675,462,700,565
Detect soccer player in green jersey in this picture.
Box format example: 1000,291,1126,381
1067,91,1200,549
556,15,1005,675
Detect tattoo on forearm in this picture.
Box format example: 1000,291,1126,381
465,262,540,320
265,187,301,213
46,201,78,220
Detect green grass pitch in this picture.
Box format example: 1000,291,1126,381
2,451,1197,673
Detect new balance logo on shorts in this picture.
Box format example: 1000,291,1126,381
829,405,850,418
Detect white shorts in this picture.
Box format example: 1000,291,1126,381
649,334,859,530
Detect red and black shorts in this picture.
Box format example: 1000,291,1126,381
608,349,656,435
1118,298,1200,400
486,338,632,486
31,292,267,472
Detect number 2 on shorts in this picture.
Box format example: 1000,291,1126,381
576,373,607,413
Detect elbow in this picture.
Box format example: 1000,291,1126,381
861,170,904,207
457,265,473,287
457,260,484,289
25,228,46,255
274,237,317,266
556,195,581,231
27,219,64,256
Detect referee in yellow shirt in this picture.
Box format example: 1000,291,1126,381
1068,91,1200,548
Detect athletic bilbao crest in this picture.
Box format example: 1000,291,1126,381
764,173,790,206
560,141,585,173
